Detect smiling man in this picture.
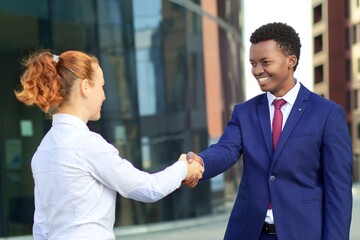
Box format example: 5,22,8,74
184,22,353,240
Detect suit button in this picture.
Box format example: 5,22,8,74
269,176,276,181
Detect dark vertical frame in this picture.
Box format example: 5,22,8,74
0,66,5,237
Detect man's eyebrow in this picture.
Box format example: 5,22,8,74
249,57,271,62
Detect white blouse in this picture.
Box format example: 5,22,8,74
32,113,187,240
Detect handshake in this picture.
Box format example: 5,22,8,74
179,152,203,188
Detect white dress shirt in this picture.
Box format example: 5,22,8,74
32,113,187,240
265,79,300,224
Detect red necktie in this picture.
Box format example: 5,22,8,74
272,99,286,150
269,99,286,210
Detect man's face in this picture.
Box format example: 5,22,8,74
249,39,297,97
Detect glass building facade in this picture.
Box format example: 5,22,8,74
0,0,243,237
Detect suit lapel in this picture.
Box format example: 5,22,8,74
257,94,273,158
272,84,311,162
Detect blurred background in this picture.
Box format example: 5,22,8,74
0,0,358,238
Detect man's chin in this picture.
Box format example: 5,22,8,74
259,84,270,92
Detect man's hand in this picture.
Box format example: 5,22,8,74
182,151,204,188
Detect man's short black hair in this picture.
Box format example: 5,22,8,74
250,22,302,71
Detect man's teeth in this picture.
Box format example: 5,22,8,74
258,77,268,82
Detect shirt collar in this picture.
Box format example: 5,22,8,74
266,79,300,107
52,113,89,131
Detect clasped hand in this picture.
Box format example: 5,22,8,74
179,151,204,188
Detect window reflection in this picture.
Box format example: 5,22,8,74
0,0,248,237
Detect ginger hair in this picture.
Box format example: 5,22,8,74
15,50,98,116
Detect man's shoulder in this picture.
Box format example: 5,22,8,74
300,90,345,116
237,93,266,107
307,90,340,107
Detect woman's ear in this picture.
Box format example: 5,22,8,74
80,79,89,98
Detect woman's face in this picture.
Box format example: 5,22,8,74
87,63,106,121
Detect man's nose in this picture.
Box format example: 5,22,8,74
252,64,264,75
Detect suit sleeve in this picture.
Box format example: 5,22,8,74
322,105,352,239
199,105,242,179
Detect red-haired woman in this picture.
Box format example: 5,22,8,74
15,50,203,240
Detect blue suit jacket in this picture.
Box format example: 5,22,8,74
199,84,353,240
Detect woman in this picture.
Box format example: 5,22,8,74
15,50,203,240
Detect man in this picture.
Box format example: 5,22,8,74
184,22,353,239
